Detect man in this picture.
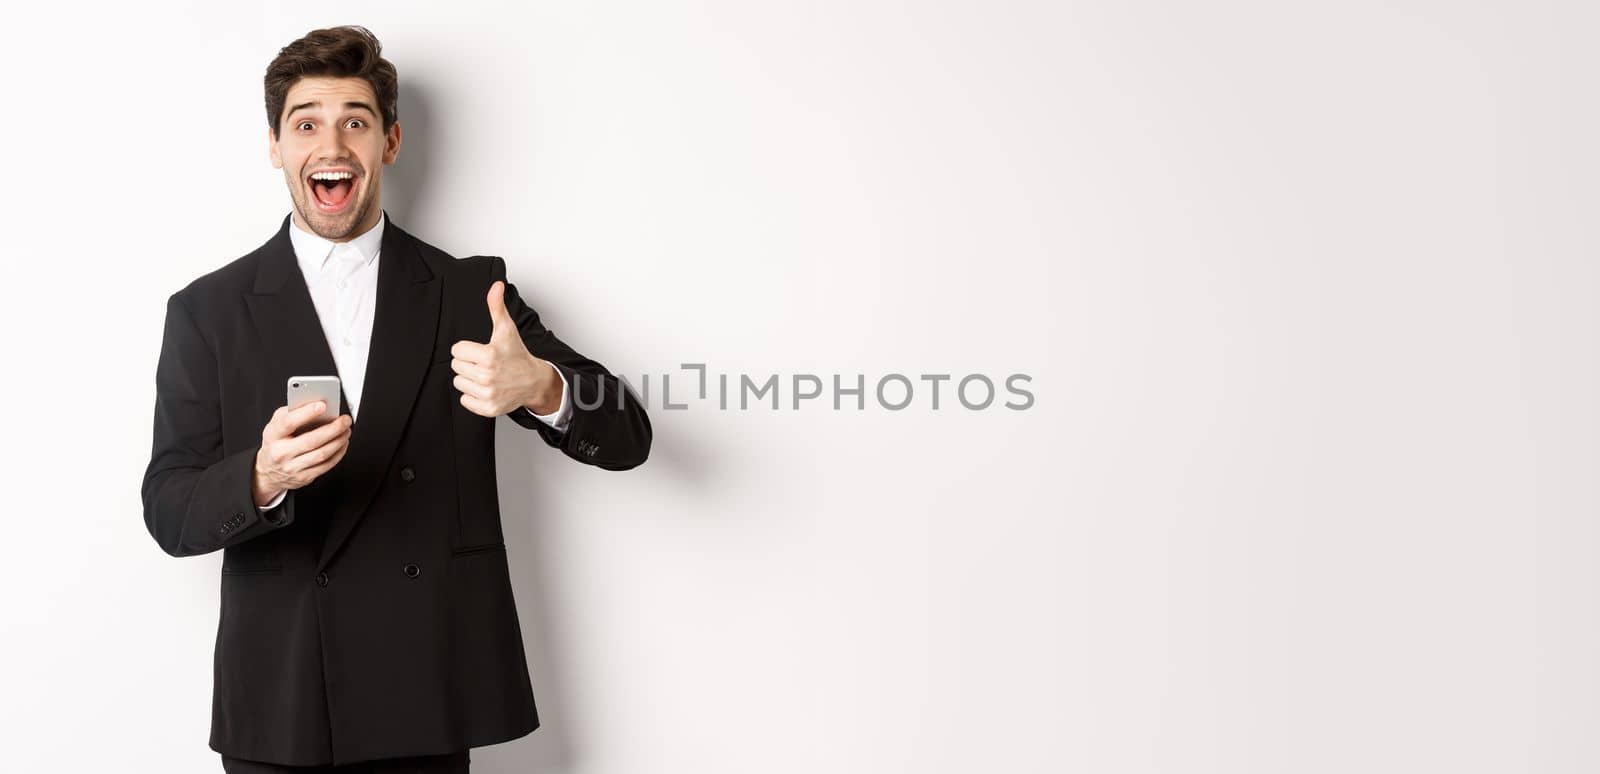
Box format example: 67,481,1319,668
140,26,652,772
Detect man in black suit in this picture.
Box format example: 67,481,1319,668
140,26,651,772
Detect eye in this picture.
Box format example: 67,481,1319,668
346,118,366,129
296,121,313,132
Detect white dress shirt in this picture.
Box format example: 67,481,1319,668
258,213,571,510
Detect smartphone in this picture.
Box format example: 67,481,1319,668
287,375,341,432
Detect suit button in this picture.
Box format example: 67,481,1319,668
403,563,421,579
400,466,415,483
315,572,329,587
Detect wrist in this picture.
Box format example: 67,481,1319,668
251,458,281,507
522,359,562,415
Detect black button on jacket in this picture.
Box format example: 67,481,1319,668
140,212,652,766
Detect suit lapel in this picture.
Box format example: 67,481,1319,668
245,214,344,407
245,211,441,572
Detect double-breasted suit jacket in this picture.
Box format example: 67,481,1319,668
140,212,651,765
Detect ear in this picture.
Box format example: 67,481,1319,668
268,126,282,169
383,121,402,165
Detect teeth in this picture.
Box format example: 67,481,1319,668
309,171,354,181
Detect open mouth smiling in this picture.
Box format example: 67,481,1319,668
305,168,358,213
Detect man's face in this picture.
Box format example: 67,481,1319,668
269,76,400,241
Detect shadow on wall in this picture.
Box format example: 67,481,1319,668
383,79,435,227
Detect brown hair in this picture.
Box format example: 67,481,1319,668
264,25,398,139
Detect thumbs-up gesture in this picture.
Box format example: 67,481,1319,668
450,280,563,418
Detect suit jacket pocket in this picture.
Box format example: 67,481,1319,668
221,565,283,576
452,543,506,557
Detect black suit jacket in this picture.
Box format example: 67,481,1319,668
140,212,651,765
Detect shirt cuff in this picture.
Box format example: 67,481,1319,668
256,488,287,511
520,364,573,433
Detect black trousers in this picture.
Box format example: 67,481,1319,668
220,750,469,773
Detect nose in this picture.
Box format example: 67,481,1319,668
312,129,350,167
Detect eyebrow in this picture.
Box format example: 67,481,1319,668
286,100,378,119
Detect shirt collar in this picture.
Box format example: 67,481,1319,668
287,211,385,276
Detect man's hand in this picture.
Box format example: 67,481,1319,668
253,401,353,507
451,280,563,418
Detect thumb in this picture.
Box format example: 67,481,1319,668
486,281,516,339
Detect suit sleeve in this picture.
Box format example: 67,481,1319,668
489,256,652,470
141,291,296,557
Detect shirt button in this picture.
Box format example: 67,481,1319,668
315,572,329,588
399,466,415,483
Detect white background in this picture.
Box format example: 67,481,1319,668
1,1,1596,772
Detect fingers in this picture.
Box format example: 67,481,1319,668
262,412,348,468
265,404,291,440
453,373,494,401
277,440,346,487
281,426,351,476
287,400,335,435
269,400,334,440
486,281,511,326
486,282,521,342
451,357,489,385
281,413,352,460
297,453,342,483
450,339,492,364
256,402,354,493
459,392,493,418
